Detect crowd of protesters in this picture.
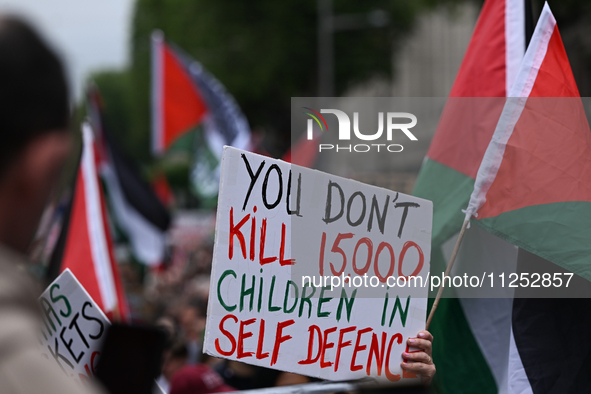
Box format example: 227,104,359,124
0,14,434,394
125,220,318,393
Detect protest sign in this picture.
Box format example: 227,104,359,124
204,147,432,382
39,269,110,384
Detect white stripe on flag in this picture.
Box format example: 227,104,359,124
151,30,165,155
442,225,518,392
232,124,252,151
509,3,555,98
82,123,117,311
505,0,526,94
465,3,556,219
100,163,167,266
462,298,514,394
202,115,226,160
507,327,534,394
464,96,527,219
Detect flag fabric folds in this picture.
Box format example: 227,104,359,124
151,31,250,205
464,4,591,392
88,86,171,267
53,124,129,322
466,4,590,278
413,0,527,392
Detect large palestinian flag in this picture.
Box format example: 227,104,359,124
465,5,591,392
412,0,529,392
49,124,129,322
466,4,589,279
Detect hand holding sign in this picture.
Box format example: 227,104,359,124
402,330,435,385
204,147,433,383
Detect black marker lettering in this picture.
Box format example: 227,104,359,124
394,202,420,238
241,154,265,211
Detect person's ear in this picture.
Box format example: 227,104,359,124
14,131,72,200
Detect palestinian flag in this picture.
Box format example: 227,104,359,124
412,0,530,392
151,31,250,207
48,123,129,322
465,5,591,392
87,86,171,267
282,131,321,168
465,3,588,278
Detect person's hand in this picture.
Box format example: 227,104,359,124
401,330,435,385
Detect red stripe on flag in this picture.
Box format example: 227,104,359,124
427,0,509,179
283,134,320,168
61,125,130,321
477,27,591,220
427,98,506,179
529,27,579,98
160,45,208,151
449,0,507,98
61,168,104,306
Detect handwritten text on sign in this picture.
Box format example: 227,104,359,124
39,269,109,384
204,147,432,381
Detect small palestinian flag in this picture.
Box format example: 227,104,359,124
151,31,250,207
49,123,129,322
87,85,171,267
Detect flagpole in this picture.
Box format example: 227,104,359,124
425,217,470,329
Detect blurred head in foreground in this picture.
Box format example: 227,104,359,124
0,15,106,394
0,16,70,253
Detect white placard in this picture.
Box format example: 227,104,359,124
39,269,110,383
204,147,432,383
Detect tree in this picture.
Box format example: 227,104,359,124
125,0,451,160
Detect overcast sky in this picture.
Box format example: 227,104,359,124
0,0,136,100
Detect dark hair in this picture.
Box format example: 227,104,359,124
0,16,69,172
187,297,208,317
168,340,189,360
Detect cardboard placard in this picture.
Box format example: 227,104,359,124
204,147,432,382
39,269,110,383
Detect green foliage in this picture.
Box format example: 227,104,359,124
126,0,450,159
93,0,591,166
91,70,140,158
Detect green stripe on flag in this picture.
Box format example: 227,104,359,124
428,248,498,394
414,160,497,393
413,159,476,246
476,201,591,282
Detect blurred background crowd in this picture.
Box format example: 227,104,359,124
2,0,591,392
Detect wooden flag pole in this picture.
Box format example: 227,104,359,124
425,218,470,330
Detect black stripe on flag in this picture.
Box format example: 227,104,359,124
103,129,170,232
513,249,591,393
